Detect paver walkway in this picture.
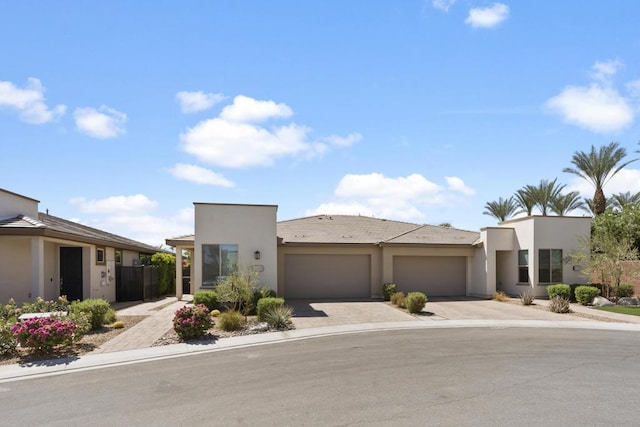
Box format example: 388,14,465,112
89,297,191,354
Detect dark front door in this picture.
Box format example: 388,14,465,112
60,247,83,301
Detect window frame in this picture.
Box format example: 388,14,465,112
517,250,529,283
538,248,563,284
96,247,106,265
115,249,122,265
201,244,239,288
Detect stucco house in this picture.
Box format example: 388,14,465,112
166,202,591,300
0,188,160,303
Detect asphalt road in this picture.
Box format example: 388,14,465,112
2,327,640,426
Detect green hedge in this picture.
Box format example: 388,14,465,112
546,284,571,300
69,299,111,330
193,290,220,311
574,286,600,305
256,297,285,321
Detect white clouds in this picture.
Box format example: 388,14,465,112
180,94,357,168
626,79,640,98
546,60,636,133
0,77,66,124
567,168,640,197
70,194,158,214
432,0,457,12
219,95,293,123
307,173,475,222
176,91,225,113
74,105,127,139
323,133,363,147
68,194,190,246
465,3,509,28
169,163,235,187
445,176,475,195
591,60,623,84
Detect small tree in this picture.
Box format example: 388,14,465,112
570,232,639,299
151,252,176,295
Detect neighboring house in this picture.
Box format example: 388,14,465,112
0,188,160,303
166,203,591,299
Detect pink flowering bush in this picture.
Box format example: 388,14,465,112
173,304,213,340
11,317,76,353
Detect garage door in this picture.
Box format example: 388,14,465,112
284,254,370,299
393,256,466,297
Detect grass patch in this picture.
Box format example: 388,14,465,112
594,306,640,316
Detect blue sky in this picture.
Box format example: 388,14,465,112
2,1,640,247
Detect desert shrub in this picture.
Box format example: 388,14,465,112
193,290,220,311
405,292,427,313
69,299,111,330
520,291,535,306
64,311,91,341
216,268,259,317
546,284,571,300
104,308,117,324
548,296,571,313
11,317,75,353
382,283,398,301
21,296,69,314
249,287,277,316
0,299,20,324
492,291,510,302
612,283,635,299
172,304,213,340
574,286,601,305
0,323,17,356
261,305,293,329
217,310,245,332
390,292,406,308
112,320,125,329
256,297,285,321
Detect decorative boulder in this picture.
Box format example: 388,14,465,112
249,322,269,332
617,297,640,307
592,296,614,307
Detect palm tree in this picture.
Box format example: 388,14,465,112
532,178,565,216
563,143,637,215
514,186,537,216
581,197,613,216
610,191,640,211
483,197,518,222
550,191,584,216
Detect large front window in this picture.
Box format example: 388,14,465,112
518,250,529,283
538,249,562,283
202,244,238,287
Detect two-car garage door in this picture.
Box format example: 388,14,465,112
393,256,466,297
284,254,371,299
283,253,467,299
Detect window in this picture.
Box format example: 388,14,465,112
202,244,238,287
518,250,529,283
115,249,122,265
538,249,563,283
96,247,105,265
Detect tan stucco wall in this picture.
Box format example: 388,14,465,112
0,189,38,219
43,241,58,301
0,237,31,303
122,249,139,266
468,246,488,296
194,203,278,293
483,216,591,297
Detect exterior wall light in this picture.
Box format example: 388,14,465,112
254,250,261,260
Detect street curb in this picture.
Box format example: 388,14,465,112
2,319,640,383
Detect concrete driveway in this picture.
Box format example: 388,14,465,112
289,297,593,329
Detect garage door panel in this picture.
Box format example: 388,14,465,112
285,254,370,299
393,256,466,297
